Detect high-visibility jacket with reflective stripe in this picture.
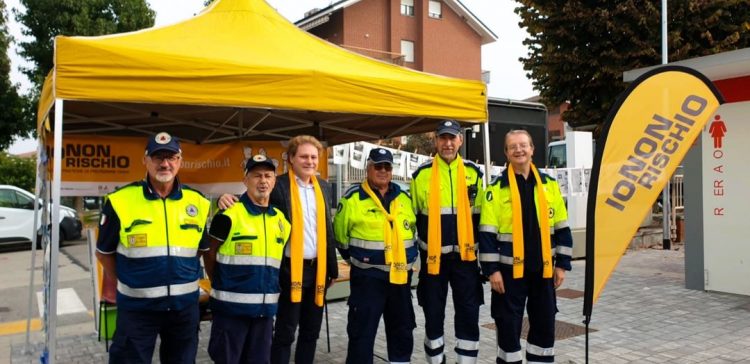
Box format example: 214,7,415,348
410,156,483,251
333,182,417,281
477,170,573,277
210,198,290,317
109,183,209,311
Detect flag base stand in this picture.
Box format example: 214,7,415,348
584,315,591,364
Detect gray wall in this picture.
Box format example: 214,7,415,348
684,137,705,290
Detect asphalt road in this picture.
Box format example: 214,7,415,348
0,238,96,329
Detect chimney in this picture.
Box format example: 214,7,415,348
304,8,321,18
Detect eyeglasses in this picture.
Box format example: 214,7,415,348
506,143,531,151
372,163,393,171
149,154,181,163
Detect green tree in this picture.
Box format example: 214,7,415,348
404,133,435,155
12,0,155,139
516,0,750,130
0,151,36,192
0,0,28,150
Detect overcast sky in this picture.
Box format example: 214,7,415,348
5,0,535,153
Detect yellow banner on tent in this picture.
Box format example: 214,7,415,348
583,66,724,315
44,135,327,196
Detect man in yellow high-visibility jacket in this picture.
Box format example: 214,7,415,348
204,154,291,364
96,132,209,364
217,135,338,364
478,130,573,364
411,120,485,364
334,148,418,363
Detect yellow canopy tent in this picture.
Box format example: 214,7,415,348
37,0,487,145
32,2,489,362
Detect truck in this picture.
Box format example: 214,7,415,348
546,131,594,169
462,97,548,170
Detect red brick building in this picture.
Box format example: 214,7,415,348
296,0,496,81
524,96,570,141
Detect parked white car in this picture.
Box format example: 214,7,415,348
0,185,82,248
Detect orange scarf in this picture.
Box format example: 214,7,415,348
426,155,476,275
288,169,327,307
507,163,552,279
361,180,408,284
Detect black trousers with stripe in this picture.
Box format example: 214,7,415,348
345,272,415,363
417,251,483,361
491,268,557,364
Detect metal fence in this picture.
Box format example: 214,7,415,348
671,174,684,238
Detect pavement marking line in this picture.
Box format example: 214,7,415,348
36,287,87,317
0,318,41,336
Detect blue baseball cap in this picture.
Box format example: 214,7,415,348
367,148,393,165
436,120,462,136
244,154,276,174
145,132,181,156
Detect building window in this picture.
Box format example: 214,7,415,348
428,0,442,19
401,40,414,63
400,0,414,16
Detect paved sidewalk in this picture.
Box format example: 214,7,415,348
10,247,750,363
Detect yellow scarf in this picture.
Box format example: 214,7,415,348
426,155,476,275
361,180,409,285
288,169,327,307
507,163,553,279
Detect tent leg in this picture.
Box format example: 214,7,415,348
88,229,100,336
325,300,330,353
24,142,46,354
46,98,65,364
482,123,492,184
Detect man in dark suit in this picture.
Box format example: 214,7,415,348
219,135,338,364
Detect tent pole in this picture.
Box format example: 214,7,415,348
47,99,64,364
87,228,101,336
24,141,46,354
336,163,343,202
482,123,492,185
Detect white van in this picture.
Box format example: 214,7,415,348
546,132,596,169
547,140,567,168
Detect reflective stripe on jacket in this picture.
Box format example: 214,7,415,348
333,182,417,280
477,171,573,276
210,198,290,317
109,182,209,311
410,157,483,251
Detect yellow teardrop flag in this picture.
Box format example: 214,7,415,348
583,66,724,318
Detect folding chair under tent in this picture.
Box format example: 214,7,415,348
29,0,491,362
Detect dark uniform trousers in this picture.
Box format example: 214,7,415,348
346,273,416,364
271,260,325,364
491,268,556,364
209,313,273,364
417,251,483,361
109,303,199,364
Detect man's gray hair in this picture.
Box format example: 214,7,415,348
504,129,534,150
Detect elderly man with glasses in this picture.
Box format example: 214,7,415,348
203,154,291,364
479,130,573,364
334,147,418,364
96,132,210,364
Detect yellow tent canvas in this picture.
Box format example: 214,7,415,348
38,0,487,145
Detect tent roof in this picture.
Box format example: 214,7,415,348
39,0,487,145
